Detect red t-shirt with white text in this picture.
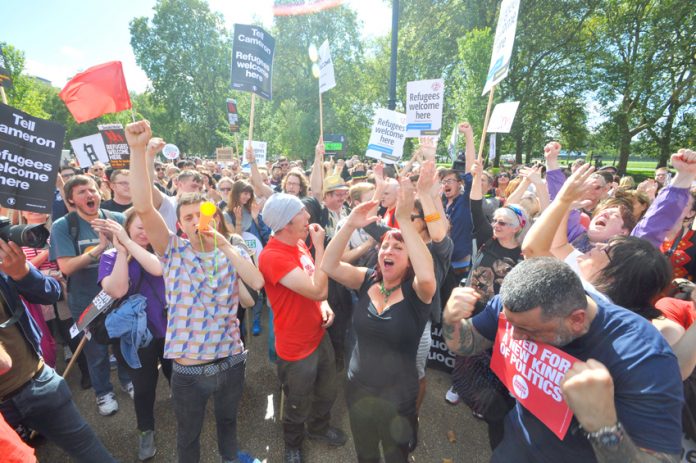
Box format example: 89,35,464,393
259,237,324,361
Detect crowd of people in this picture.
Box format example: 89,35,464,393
0,117,695,463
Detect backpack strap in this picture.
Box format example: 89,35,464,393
66,211,80,256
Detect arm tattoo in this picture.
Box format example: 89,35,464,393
592,433,679,463
443,318,492,356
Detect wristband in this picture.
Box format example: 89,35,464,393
424,212,441,223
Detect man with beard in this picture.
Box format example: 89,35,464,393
443,257,682,462
49,176,131,416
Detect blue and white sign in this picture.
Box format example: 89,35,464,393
366,108,407,164
482,0,520,95
406,78,444,138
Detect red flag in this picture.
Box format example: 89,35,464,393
59,61,131,123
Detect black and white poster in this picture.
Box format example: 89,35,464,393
226,98,240,132
0,104,64,213
230,24,275,100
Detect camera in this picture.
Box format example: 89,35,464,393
0,216,50,248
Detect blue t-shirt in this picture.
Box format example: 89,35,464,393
473,295,683,462
443,172,473,263
49,210,125,318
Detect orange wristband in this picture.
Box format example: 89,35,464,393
424,212,441,223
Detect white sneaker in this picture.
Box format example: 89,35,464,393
121,382,135,400
97,392,119,416
445,386,460,405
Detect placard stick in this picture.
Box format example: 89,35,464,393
234,133,240,158
477,85,496,162
63,336,88,379
248,93,256,143
319,89,324,140
130,107,136,123
0,87,7,104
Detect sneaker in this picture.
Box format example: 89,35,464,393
96,392,119,416
109,354,117,371
252,319,261,336
445,386,460,405
121,382,135,400
284,447,302,463
138,430,156,461
306,426,347,447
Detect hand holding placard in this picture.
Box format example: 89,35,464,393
560,359,618,433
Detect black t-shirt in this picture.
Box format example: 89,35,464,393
347,269,432,414
100,199,132,213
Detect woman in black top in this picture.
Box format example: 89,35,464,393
322,178,436,463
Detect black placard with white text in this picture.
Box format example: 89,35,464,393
230,24,275,100
0,104,64,212
98,123,130,169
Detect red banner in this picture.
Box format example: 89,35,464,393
490,314,577,440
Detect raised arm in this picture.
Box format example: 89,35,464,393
395,177,436,303
522,164,595,259
442,287,493,355
309,140,324,202
125,121,170,256
416,158,448,242
460,122,476,170
279,225,329,301
246,145,274,199
322,201,379,289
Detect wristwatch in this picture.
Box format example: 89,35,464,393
586,422,625,449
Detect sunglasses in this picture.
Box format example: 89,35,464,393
155,167,165,172
491,219,514,227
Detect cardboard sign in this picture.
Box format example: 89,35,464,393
0,48,12,89
405,79,444,137
318,40,336,94
226,98,240,132
0,104,64,212
366,108,407,164
490,314,576,440
241,140,267,171
482,0,520,95
98,123,130,169
70,133,109,168
487,101,520,134
231,24,276,100
216,147,234,163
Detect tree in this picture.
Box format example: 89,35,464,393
0,43,52,119
130,0,231,155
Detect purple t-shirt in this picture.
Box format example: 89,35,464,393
98,249,167,339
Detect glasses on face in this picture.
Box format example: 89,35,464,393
593,242,613,262
441,178,458,185
92,167,104,172
286,182,300,187
491,219,514,227
498,173,509,178
155,167,165,172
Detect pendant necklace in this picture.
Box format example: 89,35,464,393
379,281,399,303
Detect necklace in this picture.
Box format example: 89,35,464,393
379,281,400,302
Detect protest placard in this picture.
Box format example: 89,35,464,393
226,98,240,132
324,134,347,158
489,133,497,160
231,24,276,100
0,104,64,213
318,40,336,94
406,79,444,137
216,147,234,163
448,125,459,162
490,314,577,440
162,144,180,160
487,101,520,134
366,108,407,164
98,123,130,169
69,290,116,338
241,231,263,260
482,0,520,95
70,133,108,168
241,140,267,172
427,322,456,373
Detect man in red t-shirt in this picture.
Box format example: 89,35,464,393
258,193,347,463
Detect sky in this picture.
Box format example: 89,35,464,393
3,0,391,93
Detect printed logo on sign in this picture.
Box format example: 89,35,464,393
512,374,529,399
431,81,443,92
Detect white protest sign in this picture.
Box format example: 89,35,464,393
487,101,520,133
241,231,263,259
318,40,336,94
366,108,407,164
489,133,497,160
241,140,267,172
162,143,180,160
482,0,521,95
405,78,444,137
70,133,108,168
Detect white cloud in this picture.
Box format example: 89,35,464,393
59,46,85,61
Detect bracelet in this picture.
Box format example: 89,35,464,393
424,212,441,223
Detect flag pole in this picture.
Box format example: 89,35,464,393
130,107,136,122
478,85,496,163
248,93,256,143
